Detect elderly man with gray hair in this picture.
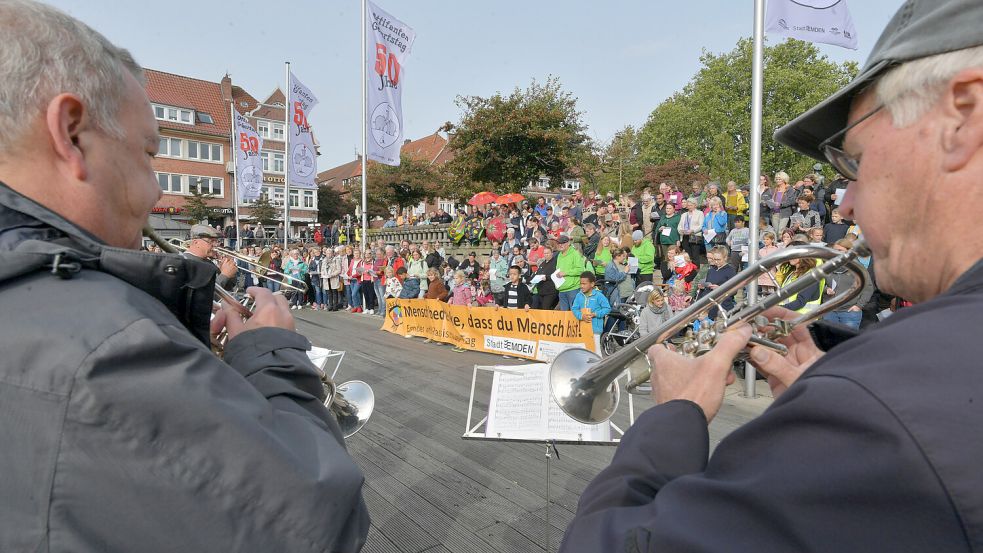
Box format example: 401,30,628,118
0,1,369,551
561,2,983,552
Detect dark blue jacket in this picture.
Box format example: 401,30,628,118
560,258,983,552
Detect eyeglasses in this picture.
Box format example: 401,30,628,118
818,104,884,181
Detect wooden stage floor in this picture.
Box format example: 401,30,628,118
295,310,773,553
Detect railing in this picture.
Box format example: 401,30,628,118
366,223,495,257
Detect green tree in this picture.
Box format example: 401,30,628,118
445,76,591,195
641,158,709,191
250,197,277,226
637,38,859,184
366,156,443,217
183,185,214,224
595,126,643,196
317,186,356,224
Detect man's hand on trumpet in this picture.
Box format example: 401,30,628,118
747,306,825,399
210,287,295,343
218,256,238,279
646,324,752,422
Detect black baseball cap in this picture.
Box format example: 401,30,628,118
776,0,983,160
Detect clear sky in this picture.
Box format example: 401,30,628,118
48,0,905,171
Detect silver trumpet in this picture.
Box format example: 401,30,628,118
549,240,872,424
143,225,374,438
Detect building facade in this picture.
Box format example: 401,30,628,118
145,69,235,239
144,69,319,242
235,88,319,241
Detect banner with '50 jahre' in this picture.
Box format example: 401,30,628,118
381,299,597,361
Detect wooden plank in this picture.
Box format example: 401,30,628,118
292,311,771,552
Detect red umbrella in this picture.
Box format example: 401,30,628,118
485,218,507,242
496,193,525,205
468,191,498,206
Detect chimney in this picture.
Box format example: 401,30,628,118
220,74,233,103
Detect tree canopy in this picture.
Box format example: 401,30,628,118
366,155,444,218
445,77,591,195
250,197,277,225
317,186,356,224
594,125,643,196
637,38,859,186
183,187,214,224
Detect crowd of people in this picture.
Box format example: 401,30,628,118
180,174,893,347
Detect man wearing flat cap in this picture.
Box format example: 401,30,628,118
561,2,983,551
184,223,237,292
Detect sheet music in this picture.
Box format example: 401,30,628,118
487,365,548,439
485,363,611,442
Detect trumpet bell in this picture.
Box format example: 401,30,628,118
549,348,620,425
328,380,375,438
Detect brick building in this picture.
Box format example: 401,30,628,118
317,131,457,227
145,69,235,239
144,69,318,242
236,88,319,240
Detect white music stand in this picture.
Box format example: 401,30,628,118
462,364,634,552
307,347,345,379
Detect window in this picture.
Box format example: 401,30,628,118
303,190,315,208
191,176,223,196
272,187,284,205
289,190,299,208
151,103,194,125
157,137,182,157
157,172,182,193
439,200,456,213
257,121,271,139
197,112,214,124
562,179,581,191
261,151,285,173
187,140,223,163
272,122,285,141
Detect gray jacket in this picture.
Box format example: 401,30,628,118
0,183,369,552
828,262,874,311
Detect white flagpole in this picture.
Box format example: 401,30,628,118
284,61,291,249
744,0,765,399
229,102,241,251
360,0,368,249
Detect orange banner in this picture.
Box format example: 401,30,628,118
380,299,597,361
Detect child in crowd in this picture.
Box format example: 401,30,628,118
496,266,532,310
449,270,475,352
808,227,826,246
384,266,402,300
571,271,612,354
442,263,454,289
667,280,692,312
668,252,699,293
824,209,850,244
397,266,420,299
475,279,495,306
757,231,780,296
725,215,750,272
639,287,673,337
448,270,473,306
